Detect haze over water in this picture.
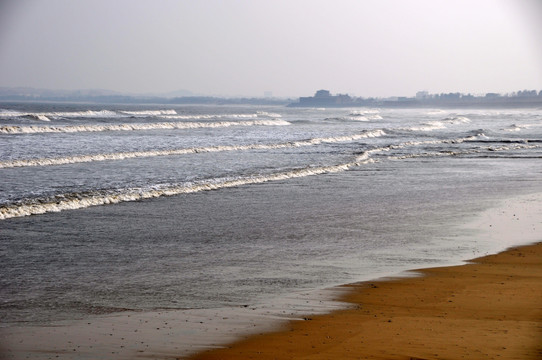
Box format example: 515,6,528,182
1,0,541,97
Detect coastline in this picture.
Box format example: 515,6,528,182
1,193,541,359
187,193,542,359
189,242,542,359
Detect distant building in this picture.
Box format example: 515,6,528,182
292,90,356,107
314,89,331,98
485,93,501,98
416,91,430,100
287,89,542,108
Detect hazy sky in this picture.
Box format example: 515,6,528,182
1,0,541,98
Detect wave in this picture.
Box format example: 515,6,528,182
425,109,447,115
359,134,481,158
0,119,291,134
325,117,370,122
500,123,542,132
7,133,534,221
26,114,51,122
0,109,281,122
349,110,383,121
398,116,471,132
349,109,380,115
388,143,542,160
399,122,447,132
442,116,471,124
0,133,487,220
162,114,259,120
325,114,382,122
10,133,537,222
0,158,376,220
0,129,386,168
119,110,177,116
0,110,52,122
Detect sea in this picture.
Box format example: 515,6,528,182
0,103,541,342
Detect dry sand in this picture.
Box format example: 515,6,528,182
189,242,542,360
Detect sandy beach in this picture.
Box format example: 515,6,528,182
189,242,542,360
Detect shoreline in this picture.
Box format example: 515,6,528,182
188,241,542,359
187,193,542,359
1,193,541,359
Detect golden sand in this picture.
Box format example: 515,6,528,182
189,242,542,360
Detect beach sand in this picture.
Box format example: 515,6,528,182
189,242,542,359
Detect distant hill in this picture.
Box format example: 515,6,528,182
0,87,292,105
0,87,124,98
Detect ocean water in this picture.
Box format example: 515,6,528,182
1,103,541,326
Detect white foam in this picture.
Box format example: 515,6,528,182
387,143,542,160
442,116,471,124
27,114,51,122
349,110,382,120
423,116,470,129
257,111,282,118
357,134,482,161
501,123,539,132
425,110,446,115
0,109,279,121
0,110,121,121
1,110,50,121
326,114,382,122
0,133,486,221
119,110,177,116
162,114,259,120
0,161,369,220
0,119,291,134
160,112,281,120
399,116,471,132
0,129,386,168
401,122,447,132
349,109,380,115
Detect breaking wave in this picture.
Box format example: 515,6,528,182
119,110,177,116
0,119,291,134
442,116,471,124
0,160,374,220
26,114,51,122
399,116,471,132
0,133,488,220
0,129,386,168
349,110,383,121
500,123,542,132
0,109,281,122
388,143,542,160
325,114,382,122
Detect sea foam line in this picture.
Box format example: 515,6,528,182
0,134,483,220
0,159,375,220
0,109,281,122
398,116,471,132
0,129,386,168
387,143,542,160
0,119,290,134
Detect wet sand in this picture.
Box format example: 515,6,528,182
189,242,542,360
